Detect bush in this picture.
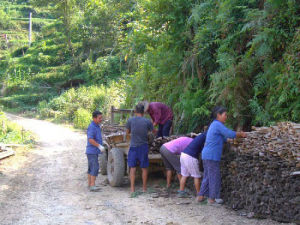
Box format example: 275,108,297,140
0,111,34,144
73,108,91,129
41,80,126,126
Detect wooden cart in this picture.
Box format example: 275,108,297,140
99,132,163,187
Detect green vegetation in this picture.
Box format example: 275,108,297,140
0,111,34,144
0,0,299,132
37,81,126,128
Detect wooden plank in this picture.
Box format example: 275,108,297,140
113,109,133,113
111,106,115,124
148,154,161,160
0,144,25,148
0,149,15,160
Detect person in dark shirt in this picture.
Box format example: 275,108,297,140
177,132,207,198
142,101,173,137
126,104,153,195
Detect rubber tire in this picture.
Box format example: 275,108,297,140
99,150,107,175
107,148,125,187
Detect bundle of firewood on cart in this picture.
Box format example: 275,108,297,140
147,133,198,153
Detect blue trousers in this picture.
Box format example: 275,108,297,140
198,159,221,199
87,154,99,176
128,144,149,168
157,120,172,138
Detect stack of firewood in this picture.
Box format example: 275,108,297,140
102,123,126,136
221,122,300,223
148,135,183,153
148,133,198,153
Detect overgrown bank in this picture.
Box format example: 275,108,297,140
0,0,299,132
0,111,34,145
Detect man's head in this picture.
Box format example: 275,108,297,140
135,103,144,116
92,110,103,124
139,101,149,113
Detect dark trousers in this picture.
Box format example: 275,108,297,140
198,159,221,199
157,120,172,138
160,145,181,173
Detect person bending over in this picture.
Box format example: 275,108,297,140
160,137,193,189
142,101,173,138
177,132,207,198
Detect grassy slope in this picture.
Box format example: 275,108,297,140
0,1,75,111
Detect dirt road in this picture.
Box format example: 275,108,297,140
0,114,289,225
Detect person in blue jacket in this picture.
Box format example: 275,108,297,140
197,106,247,204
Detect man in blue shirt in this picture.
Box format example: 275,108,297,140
86,110,105,192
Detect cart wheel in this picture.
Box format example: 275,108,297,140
99,150,107,175
107,148,125,187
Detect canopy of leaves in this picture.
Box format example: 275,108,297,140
1,0,299,132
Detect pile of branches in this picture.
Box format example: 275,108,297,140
148,133,198,153
221,122,300,223
101,121,126,136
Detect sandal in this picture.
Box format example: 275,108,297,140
177,190,189,198
195,196,207,204
89,186,101,192
130,191,142,198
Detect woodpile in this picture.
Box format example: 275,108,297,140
103,121,198,154
148,133,197,154
148,135,182,153
102,123,126,136
221,122,300,223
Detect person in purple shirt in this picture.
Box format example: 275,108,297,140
160,137,193,188
143,101,173,138
197,106,246,204
86,110,105,192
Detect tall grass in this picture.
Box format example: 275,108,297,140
37,80,126,129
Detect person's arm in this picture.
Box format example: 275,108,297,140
218,123,247,139
89,138,101,147
149,104,161,125
126,118,131,134
148,120,155,133
87,127,105,151
236,131,247,138
218,123,237,139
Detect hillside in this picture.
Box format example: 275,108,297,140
0,0,299,132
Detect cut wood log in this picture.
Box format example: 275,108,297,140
0,149,15,160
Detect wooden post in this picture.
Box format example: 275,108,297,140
28,12,32,46
21,128,24,142
111,106,115,124
4,34,8,49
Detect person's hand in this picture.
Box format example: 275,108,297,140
237,131,247,138
241,131,247,138
153,122,158,126
98,144,105,152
